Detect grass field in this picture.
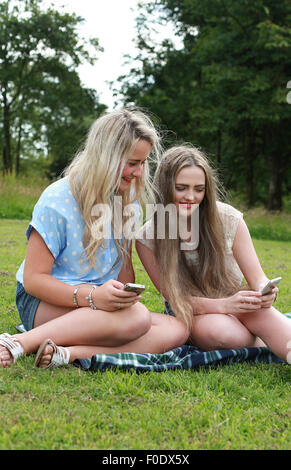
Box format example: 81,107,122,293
0,218,290,450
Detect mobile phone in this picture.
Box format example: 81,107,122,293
261,277,282,295
123,283,145,295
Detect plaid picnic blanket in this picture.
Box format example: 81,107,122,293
73,313,291,372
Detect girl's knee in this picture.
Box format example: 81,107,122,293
214,328,254,349
120,303,151,342
131,303,152,338
157,316,189,352
175,320,190,347
190,314,254,350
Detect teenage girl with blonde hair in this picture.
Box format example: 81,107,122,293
0,109,188,369
136,145,291,362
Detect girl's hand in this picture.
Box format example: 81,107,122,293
220,290,263,315
92,279,141,312
260,287,278,309
256,279,279,309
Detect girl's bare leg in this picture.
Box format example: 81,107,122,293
236,306,291,362
0,300,189,366
0,302,151,367
189,313,265,351
39,313,189,366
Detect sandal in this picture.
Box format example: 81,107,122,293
0,333,24,366
34,338,70,369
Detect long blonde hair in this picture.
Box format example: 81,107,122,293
153,145,240,329
64,108,162,270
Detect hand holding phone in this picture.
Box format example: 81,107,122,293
123,283,145,295
260,277,282,295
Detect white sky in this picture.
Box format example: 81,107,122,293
44,0,180,110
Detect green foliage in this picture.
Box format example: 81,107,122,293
0,0,106,178
118,0,291,210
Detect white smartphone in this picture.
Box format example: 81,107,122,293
123,283,145,295
260,277,282,295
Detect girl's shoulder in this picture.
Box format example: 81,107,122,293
216,201,243,244
35,177,77,211
40,176,71,200
216,201,243,220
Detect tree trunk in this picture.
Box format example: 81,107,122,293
216,129,221,166
245,129,255,208
267,153,282,211
246,159,254,207
3,87,12,174
16,120,23,176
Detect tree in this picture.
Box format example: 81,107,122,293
0,0,105,176
118,0,291,210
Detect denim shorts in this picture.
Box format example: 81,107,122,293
16,281,41,331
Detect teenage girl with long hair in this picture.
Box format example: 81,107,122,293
0,110,188,369
136,145,291,362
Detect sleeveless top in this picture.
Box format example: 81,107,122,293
136,201,244,284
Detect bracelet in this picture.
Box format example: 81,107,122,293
73,286,81,308
85,285,98,310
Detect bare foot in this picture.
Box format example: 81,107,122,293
0,334,24,367
34,339,70,369
0,345,13,367
37,343,54,368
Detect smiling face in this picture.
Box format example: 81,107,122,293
118,139,152,193
174,165,206,216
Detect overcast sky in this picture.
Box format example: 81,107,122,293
45,0,179,110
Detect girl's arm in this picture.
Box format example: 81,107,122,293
136,237,262,316
232,218,269,290
135,240,220,313
192,219,277,314
135,240,163,294
23,229,139,311
117,242,135,285
136,221,276,316
232,218,278,307
23,228,82,307
136,239,229,314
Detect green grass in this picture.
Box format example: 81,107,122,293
0,173,49,219
244,208,291,242
0,219,290,450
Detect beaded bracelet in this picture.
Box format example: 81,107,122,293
85,285,98,310
73,286,81,308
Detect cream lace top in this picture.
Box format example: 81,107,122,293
136,201,244,284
